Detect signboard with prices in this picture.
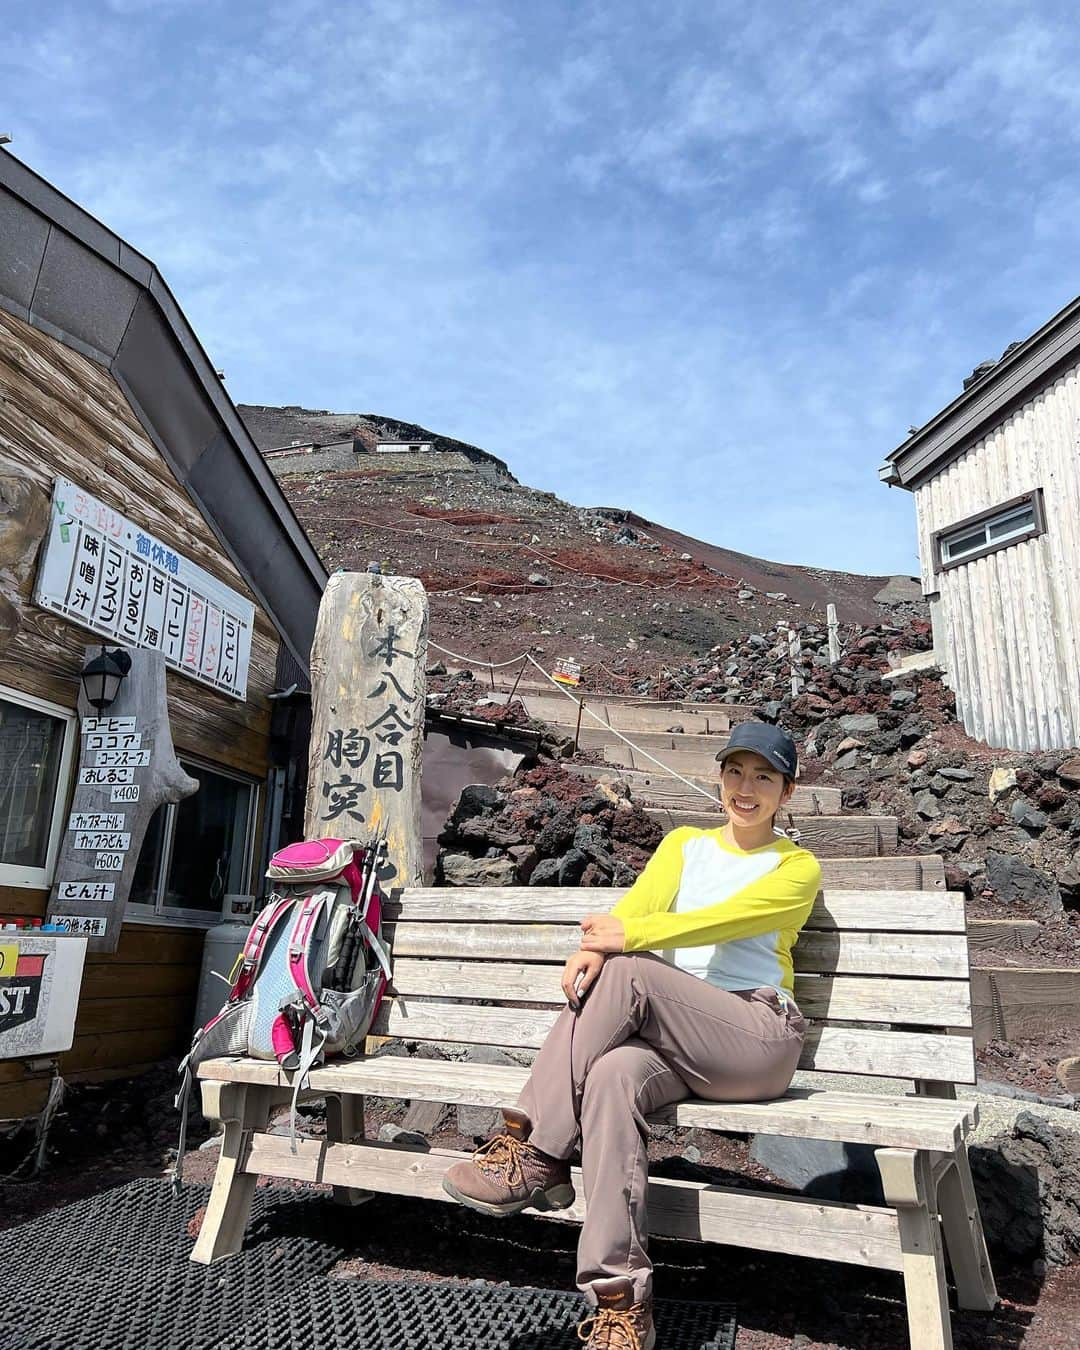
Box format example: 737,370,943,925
34,478,255,701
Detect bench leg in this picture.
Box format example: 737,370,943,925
326,1092,372,1208
936,1150,997,1311
877,1148,952,1350
190,1081,273,1265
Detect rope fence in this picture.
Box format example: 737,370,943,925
426,639,721,806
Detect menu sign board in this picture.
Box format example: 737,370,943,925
46,653,199,953
34,478,255,701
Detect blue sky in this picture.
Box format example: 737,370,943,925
5,1,1080,575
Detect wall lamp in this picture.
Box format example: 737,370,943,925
80,648,132,711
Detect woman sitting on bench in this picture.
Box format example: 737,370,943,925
443,721,822,1350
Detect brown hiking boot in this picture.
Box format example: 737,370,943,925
441,1108,575,1216
577,1277,656,1350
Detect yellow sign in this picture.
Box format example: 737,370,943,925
0,943,17,978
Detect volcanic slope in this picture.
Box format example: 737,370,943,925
240,405,922,682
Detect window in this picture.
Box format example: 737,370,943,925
128,760,258,926
933,490,1045,572
0,686,77,889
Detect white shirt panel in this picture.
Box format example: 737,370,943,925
670,834,788,996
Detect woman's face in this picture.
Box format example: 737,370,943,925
719,750,793,827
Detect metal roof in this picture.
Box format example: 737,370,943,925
0,150,328,671
881,292,1080,491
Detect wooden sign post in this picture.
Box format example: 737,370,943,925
48,646,199,953
305,573,428,890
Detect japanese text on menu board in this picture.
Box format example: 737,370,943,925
317,624,415,880
33,478,255,701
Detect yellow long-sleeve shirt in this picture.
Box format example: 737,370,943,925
609,827,822,1000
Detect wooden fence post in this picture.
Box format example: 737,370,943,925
827,603,840,664
305,573,428,890
787,628,802,697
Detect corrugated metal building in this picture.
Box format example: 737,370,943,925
881,296,1080,750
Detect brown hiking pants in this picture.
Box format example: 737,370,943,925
516,952,807,1303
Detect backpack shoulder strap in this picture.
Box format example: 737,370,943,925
230,892,294,1003
286,889,335,1019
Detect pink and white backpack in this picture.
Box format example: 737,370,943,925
173,835,392,1181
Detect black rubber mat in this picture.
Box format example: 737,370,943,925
0,1179,351,1350
227,1279,737,1350
0,1179,736,1350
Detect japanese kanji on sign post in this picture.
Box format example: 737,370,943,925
47,646,199,953
305,572,428,890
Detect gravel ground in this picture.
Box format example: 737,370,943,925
178,1095,1080,1350
4,1065,1079,1348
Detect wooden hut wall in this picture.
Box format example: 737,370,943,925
0,308,281,1118
913,358,1080,751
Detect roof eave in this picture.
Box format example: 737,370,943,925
883,291,1080,491
0,150,328,672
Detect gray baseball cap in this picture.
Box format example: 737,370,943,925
715,720,798,778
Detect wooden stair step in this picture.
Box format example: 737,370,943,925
643,810,899,857
564,763,843,813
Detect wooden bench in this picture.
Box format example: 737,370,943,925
194,885,997,1350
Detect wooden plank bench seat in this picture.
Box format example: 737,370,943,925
194,885,997,1349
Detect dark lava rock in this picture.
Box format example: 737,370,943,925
971,1111,1080,1266
1011,798,1049,833
534,808,581,858
557,848,589,885
528,857,563,886
985,851,1060,908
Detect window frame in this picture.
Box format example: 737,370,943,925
931,488,1046,574
125,756,260,929
0,683,78,890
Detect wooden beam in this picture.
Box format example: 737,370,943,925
970,968,1080,1046
645,810,899,857
565,763,843,813
390,885,965,930
964,919,1040,952
383,921,970,975
546,724,728,753
364,998,975,1080
387,958,972,1027
199,1054,976,1150
241,1133,905,1271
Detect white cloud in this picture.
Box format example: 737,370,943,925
5,0,1080,574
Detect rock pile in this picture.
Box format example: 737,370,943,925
636,616,934,705
435,762,663,888
611,616,1079,921
972,1111,1080,1267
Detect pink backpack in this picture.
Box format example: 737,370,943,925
173,835,391,1181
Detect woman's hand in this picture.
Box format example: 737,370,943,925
561,949,605,1009
579,913,626,954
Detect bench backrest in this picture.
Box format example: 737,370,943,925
381,886,975,1086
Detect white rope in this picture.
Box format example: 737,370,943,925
427,641,722,807
521,656,721,805
428,640,536,669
